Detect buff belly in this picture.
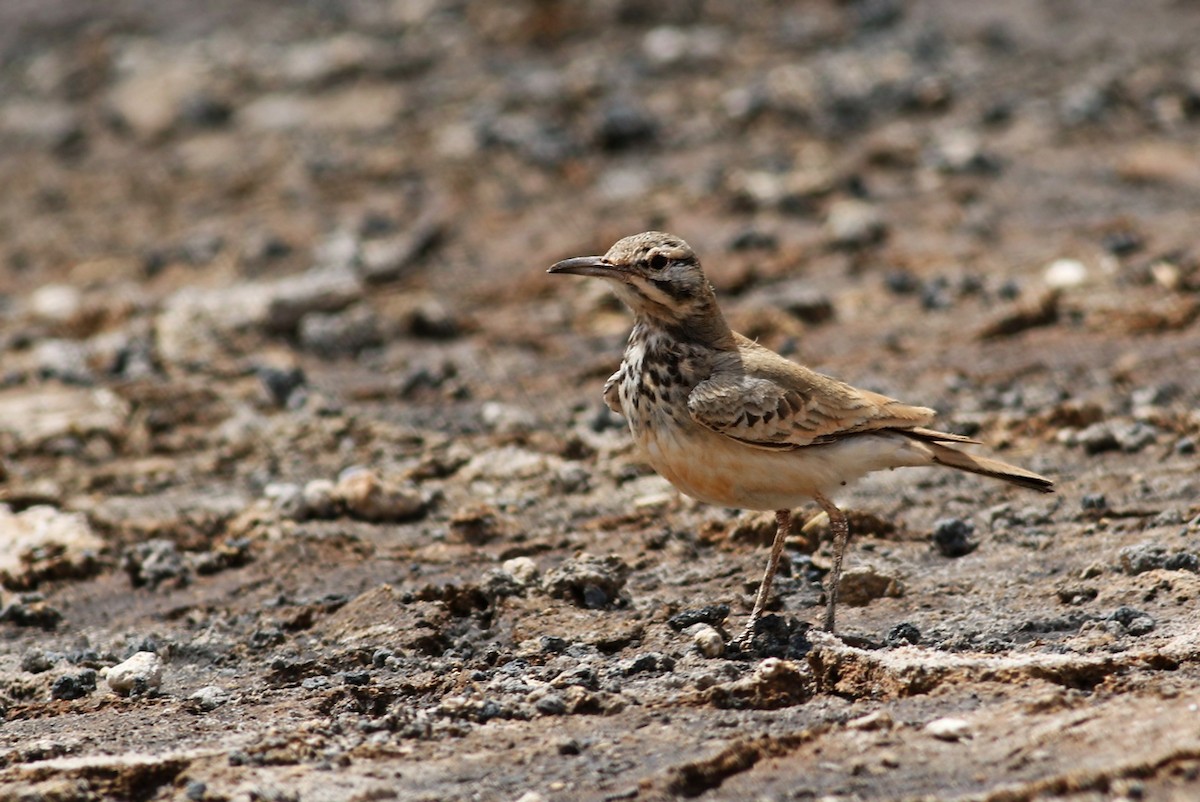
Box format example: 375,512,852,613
636,421,935,511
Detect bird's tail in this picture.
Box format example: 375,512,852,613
923,441,1054,493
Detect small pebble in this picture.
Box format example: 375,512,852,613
826,199,887,247
301,479,338,519
619,652,675,675
1108,606,1156,636
106,651,163,695
932,518,977,558
925,716,971,741
334,468,427,522
688,624,726,658
21,649,57,674
837,565,905,605
1043,258,1088,289
846,710,894,731
885,622,921,646
501,557,540,586
189,685,231,711
667,604,731,630
51,669,97,700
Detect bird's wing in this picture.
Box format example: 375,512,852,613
687,335,937,449
602,366,624,415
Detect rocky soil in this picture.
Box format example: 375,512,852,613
1,1,1199,800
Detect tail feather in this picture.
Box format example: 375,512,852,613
923,441,1054,494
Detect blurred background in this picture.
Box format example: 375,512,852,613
2,3,1199,798
2,0,1197,358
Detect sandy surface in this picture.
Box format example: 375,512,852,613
1,1,1199,800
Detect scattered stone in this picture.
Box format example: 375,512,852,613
122,539,188,589
1059,81,1114,126
0,100,85,154
593,100,657,151
542,554,630,609
927,129,1001,174
551,463,591,494
739,615,812,660
727,228,779,252
107,60,210,140
0,505,106,591
189,685,232,711
21,649,58,674
298,306,381,357
619,652,675,675
932,518,977,558
1118,544,1199,575
106,651,163,695
333,468,428,523
481,402,538,435
925,716,971,741
688,624,726,658
28,283,84,324
883,269,921,295
448,505,503,545
706,657,813,709
1,593,63,629
240,87,405,134
461,446,562,482
500,557,540,586
389,293,461,339
0,386,129,452
1076,422,1120,454
301,479,338,519
256,363,307,408
358,213,444,284
836,565,905,606
976,290,1060,340
825,199,887,247
667,604,731,631
51,669,98,700
1046,256,1094,288
1112,421,1158,453
1107,606,1155,636
846,710,894,731
264,267,364,333
885,622,921,646
747,281,836,325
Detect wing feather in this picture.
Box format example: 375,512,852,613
687,335,936,449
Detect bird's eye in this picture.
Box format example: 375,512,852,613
647,253,668,270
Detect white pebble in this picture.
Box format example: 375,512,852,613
106,651,163,695
1043,258,1088,289
687,624,726,658
29,284,83,323
924,716,971,741
502,557,540,586
189,685,231,711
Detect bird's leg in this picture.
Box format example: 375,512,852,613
736,509,791,646
815,492,849,632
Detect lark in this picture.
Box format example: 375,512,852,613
549,231,1053,641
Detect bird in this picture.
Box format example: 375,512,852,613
548,231,1053,643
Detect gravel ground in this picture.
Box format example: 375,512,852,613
1,1,1199,800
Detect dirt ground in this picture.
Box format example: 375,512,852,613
1,1,1199,800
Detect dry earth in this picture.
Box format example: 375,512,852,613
1,1,1199,800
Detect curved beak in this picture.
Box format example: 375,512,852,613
547,256,623,278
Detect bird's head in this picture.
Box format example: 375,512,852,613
549,231,727,337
